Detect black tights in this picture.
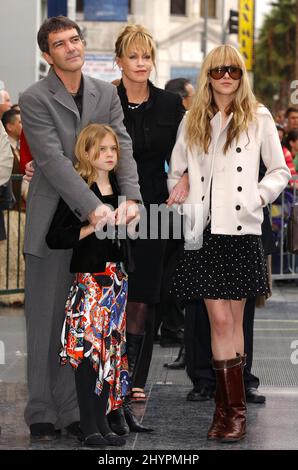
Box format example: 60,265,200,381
126,301,149,335
133,308,155,389
75,359,111,437
126,302,156,390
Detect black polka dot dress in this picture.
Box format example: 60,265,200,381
171,224,269,303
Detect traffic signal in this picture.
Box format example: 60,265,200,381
228,9,239,35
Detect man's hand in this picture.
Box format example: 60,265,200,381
115,200,140,225
167,173,189,206
23,160,34,183
88,204,116,230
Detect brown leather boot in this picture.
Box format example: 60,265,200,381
218,355,246,442
207,360,227,440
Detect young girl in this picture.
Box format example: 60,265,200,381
168,45,290,442
46,124,132,447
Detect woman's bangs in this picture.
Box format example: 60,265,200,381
210,47,242,69
125,36,152,56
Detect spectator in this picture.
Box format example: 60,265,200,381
165,78,195,111
0,89,12,119
285,107,298,133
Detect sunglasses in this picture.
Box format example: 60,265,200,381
209,66,243,80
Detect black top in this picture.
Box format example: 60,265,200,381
46,176,133,273
117,80,185,205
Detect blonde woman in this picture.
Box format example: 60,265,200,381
109,24,186,432
168,45,290,442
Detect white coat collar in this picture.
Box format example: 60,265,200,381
211,111,234,133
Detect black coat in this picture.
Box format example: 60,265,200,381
116,80,184,303
117,80,185,205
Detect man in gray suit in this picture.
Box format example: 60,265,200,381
20,16,141,441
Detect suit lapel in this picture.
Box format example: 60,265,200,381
46,68,80,122
81,75,101,129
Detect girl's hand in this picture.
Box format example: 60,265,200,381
167,173,189,206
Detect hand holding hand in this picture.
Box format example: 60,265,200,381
167,173,189,206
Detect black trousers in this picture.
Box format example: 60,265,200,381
184,298,259,389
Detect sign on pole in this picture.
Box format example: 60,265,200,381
238,0,255,71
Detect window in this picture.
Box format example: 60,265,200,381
170,0,186,16
200,0,216,18
76,0,84,12
77,0,131,14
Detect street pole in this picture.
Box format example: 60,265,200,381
221,0,226,44
202,0,209,57
67,0,76,20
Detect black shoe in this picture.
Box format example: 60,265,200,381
186,386,215,402
65,421,84,440
123,399,153,433
30,423,57,442
108,408,130,437
103,431,126,446
82,432,107,447
164,346,186,369
245,387,266,404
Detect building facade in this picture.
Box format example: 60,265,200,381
0,0,239,100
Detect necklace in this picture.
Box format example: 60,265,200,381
128,102,144,110
127,88,149,110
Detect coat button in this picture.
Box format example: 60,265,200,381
236,147,241,153
236,205,241,211
237,186,242,192
237,225,242,231
202,196,205,201
201,176,204,182
237,166,242,172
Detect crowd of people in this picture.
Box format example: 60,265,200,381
0,15,293,446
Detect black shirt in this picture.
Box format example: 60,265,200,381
46,178,133,273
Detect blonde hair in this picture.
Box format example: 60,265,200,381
75,124,120,186
185,44,258,154
115,24,156,66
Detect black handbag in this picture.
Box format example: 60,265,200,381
0,180,16,210
287,203,298,254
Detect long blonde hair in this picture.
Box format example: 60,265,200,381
185,45,258,154
115,24,156,66
75,124,120,186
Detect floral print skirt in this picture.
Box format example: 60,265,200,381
60,262,129,411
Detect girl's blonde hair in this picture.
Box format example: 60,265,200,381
185,44,258,154
75,124,120,186
115,24,156,66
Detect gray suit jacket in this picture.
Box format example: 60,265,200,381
20,68,141,258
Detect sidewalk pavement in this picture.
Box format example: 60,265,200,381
0,280,298,450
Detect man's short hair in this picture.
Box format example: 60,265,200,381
285,107,298,118
1,109,20,130
165,78,191,99
37,15,84,54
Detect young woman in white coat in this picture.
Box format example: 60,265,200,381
168,44,290,443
